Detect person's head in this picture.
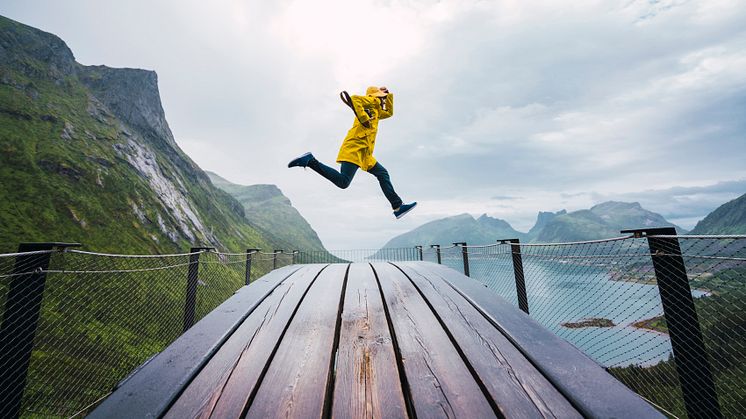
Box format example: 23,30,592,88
366,86,387,98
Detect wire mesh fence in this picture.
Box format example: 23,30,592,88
430,234,745,418
296,247,420,263
1,234,744,418
0,247,294,418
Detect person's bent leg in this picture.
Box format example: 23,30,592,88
308,159,358,189
367,162,403,209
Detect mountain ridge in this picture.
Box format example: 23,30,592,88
381,200,688,248
691,192,746,234
206,171,328,252
0,15,295,253
380,212,526,248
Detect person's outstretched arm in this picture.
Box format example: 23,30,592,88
379,92,394,120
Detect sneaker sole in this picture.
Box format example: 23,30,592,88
288,152,312,168
395,204,417,219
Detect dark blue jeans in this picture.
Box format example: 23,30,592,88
308,159,403,209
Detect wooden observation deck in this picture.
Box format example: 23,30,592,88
90,262,663,418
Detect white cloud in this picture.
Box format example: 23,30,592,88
2,0,745,248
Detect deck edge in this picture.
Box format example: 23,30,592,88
396,261,665,419
88,264,303,419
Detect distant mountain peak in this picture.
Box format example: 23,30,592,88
381,200,688,249
590,201,642,211
381,211,524,249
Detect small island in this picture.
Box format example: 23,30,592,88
562,318,616,328
632,316,668,334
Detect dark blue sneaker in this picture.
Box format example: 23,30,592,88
393,202,417,219
288,152,314,168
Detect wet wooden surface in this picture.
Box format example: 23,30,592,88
331,263,407,419
96,262,663,419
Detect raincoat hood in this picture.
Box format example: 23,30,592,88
366,86,388,97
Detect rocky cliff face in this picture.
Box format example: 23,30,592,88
0,15,274,252
79,66,180,151
527,210,567,239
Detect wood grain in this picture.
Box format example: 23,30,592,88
164,264,327,419
413,261,664,418
395,262,581,418
372,262,496,419
332,263,408,419
244,263,348,419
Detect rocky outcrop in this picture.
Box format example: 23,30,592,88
78,66,179,151
0,15,76,80
0,14,278,252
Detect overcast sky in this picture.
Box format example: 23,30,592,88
2,0,745,249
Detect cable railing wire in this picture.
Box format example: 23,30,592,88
0,235,744,418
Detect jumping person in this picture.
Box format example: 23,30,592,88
288,86,417,219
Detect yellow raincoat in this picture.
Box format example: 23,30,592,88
336,93,394,171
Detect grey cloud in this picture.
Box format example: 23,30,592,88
3,0,745,248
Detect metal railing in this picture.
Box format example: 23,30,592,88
1,229,744,418
0,245,294,418
411,228,745,419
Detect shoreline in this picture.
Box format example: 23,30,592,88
631,316,668,335
562,317,615,329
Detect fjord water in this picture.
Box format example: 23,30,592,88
443,257,707,367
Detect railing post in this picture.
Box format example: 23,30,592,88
0,242,80,419
621,227,721,418
454,242,470,277
245,248,259,285
273,250,283,270
431,245,441,264
292,250,299,264
415,246,423,261
499,239,528,314
184,247,212,333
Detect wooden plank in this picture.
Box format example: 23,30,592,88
411,262,665,419
332,263,408,419
164,264,327,419
244,263,348,419
89,265,301,419
372,263,496,419
395,262,581,418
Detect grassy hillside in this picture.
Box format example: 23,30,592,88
610,267,746,417
691,193,746,234
0,15,297,418
0,15,273,254
207,171,328,252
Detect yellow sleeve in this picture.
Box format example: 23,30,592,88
378,93,394,119
351,95,376,126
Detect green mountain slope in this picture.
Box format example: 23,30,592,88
535,202,686,242
382,201,687,248
0,15,273,253
691,192,746,234
206,171,328,252
381,213,526,248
